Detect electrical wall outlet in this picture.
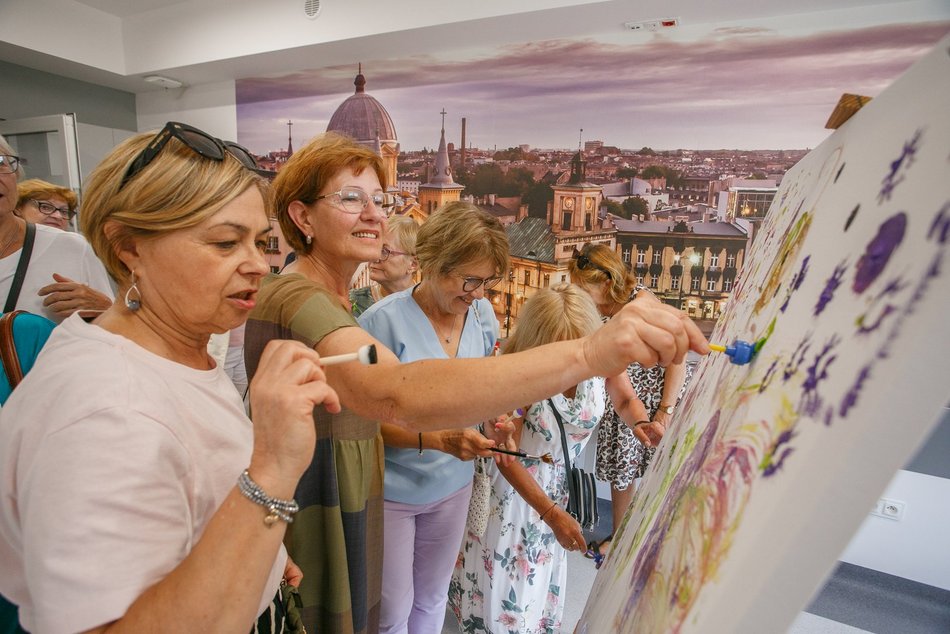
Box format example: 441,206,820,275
870,497,906,521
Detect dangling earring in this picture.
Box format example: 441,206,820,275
125,270,142,311
306,234,312,245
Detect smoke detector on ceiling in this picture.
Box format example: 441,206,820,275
303,0,322,19
144,75,184,89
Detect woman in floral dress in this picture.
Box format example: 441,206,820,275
450,285,646,634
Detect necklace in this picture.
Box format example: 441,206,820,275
413,283,462,344
431,314,460,343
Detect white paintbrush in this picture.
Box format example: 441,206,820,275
320,344,378,366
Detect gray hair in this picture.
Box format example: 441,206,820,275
0,134,25,178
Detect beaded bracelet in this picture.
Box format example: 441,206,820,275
539,500,557,521
238,469,300,527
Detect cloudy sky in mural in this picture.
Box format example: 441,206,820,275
236,18,948,155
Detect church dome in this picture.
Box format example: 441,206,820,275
327,69,397,142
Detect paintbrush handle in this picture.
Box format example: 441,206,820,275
490,447,543,461
321,344,377,366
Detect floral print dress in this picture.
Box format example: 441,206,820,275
449,378,606,634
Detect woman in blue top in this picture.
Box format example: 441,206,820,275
358,202,511,634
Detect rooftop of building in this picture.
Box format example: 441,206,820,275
506,216,556,263
609,215,748,237
326,67,398,143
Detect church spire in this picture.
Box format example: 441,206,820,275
286,119,294,155
427,108,457,186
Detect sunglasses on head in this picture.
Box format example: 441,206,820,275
119,121,262,191
574,250,612,280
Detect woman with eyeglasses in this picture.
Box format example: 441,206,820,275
0,123,341,633
0,139,114,322
243,132,709,634
568,242,694,565
357,202,512,634
14,178,78,231
350,214,420,317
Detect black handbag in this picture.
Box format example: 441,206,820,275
548,399,599,531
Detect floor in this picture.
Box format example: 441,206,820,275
439,499,950,633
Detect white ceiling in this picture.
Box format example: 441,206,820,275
73,0,190,18
0,0,936,94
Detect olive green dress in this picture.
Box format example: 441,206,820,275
245,273,384,634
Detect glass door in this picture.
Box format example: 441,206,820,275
0,114,83,229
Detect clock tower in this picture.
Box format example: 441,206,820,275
551,150,602,234
418,109,465,215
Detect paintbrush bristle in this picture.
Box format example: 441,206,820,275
540,453,554,464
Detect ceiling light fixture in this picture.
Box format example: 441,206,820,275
144,75,184,89
624,17,679,32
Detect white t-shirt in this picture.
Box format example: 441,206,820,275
0,223,114,322
0,315,286,633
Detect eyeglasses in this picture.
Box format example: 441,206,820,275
457,274,502,293
119,121,261,191
0,155,20,174
377,245,410,262
314,187,396,217
32,200,77,220
573,252,613,280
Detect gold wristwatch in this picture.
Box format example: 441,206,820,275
657,403,675,416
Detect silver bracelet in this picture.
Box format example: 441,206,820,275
633,284,655,298
237,469,299,526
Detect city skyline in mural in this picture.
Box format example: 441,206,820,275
236,17,948,156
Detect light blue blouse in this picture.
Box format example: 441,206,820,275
358,286,498,505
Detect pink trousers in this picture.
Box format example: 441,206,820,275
379,484,473,634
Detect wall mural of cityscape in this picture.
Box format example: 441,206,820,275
235,15,949,329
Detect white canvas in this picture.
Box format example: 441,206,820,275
577,35,950,634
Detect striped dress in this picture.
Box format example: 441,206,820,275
245,273,384,634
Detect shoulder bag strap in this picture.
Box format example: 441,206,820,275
0,310,25,388
4,222,37,313
548,399,579,504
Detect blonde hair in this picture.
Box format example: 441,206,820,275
415,201,509,280
387,215,420,254
80,130,267,283
567,242,637,306
272,132,387,253
504,284,601,354
0,134,25,178
16,179,78,212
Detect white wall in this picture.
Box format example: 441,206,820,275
838,407,950,590
76,123,136,182
840,469,950,590
135,80,237,140
0,0,124,74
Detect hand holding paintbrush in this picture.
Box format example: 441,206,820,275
489,446,555,464
483,408,554,465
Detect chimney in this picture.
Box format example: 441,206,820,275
460,118,467,171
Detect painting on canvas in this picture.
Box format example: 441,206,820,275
576,35,950,634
